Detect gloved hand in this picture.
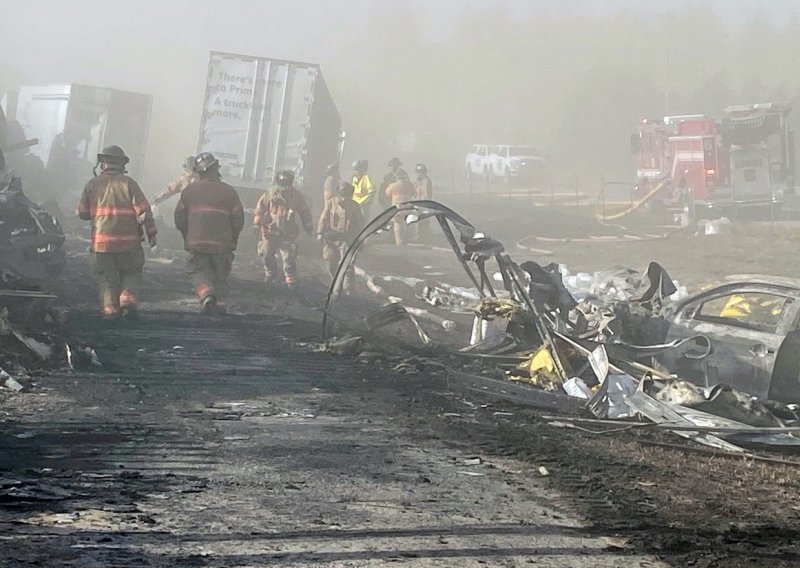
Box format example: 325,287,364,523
316,233,323,241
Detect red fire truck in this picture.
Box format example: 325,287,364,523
631,103,794,213
632,114,728,203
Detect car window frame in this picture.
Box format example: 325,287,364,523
687,289,793,334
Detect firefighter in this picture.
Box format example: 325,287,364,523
174,153,244,314
322,162,340,203
152,156,196,206
379,156,403,209
253,170,313,290
78,145,157,319
317,182,364,291
384,168,415,246
351,159,376,220
413,163,434,242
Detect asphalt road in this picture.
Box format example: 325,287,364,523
4,199,800,567
0,306,660,567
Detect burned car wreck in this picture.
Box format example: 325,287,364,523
662,276,800,403
322,200,800,455
0,140,65,290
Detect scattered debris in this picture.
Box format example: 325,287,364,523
457,470,486,477
1,367,23,392
562,377,592,399
66,344,102,369
326,335,364,356
321,200,800,458
12,329,52,360
0,172,65,287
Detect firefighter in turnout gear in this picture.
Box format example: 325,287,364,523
379,156,402,208
413,163,434,241
351,159,375,220
322,162,340,203
384,168,415,245
78,145,157,319
254,170,313,290
174,152,244,314
317,182,364,291
152,156,196,205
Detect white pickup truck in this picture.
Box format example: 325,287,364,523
465,144,549,185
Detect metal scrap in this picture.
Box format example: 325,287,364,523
321,200,800,456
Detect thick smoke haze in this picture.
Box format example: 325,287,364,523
1,0,799,195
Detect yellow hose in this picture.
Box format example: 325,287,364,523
595,180,666,221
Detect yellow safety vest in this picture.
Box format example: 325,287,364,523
352,174,375,205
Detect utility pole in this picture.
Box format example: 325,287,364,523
664,32,671,116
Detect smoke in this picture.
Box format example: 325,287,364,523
0,0,798,199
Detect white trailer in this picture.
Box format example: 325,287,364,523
2,84,152,203
197,52,344,197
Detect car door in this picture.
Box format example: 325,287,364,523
663,288,792,398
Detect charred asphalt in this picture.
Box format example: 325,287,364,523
2,219,800,566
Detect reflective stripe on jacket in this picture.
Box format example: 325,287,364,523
174,176,245,253
78,171,156,253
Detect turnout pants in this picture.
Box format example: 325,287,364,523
92,247,145,317
259,238,298,285
392,216,408,246
187,252,233,304
322,240,353,289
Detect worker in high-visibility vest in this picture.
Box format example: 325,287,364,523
351,159,376,221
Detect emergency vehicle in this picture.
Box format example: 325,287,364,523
630,103,795,213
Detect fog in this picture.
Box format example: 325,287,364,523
1,0,799,197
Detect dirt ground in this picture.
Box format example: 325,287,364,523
2,195,800,567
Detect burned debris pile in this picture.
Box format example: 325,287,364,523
0,152,68,392
322,200,800,457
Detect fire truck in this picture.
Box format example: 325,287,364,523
630,103,795,214
709,103,795,211
632,114,728,204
